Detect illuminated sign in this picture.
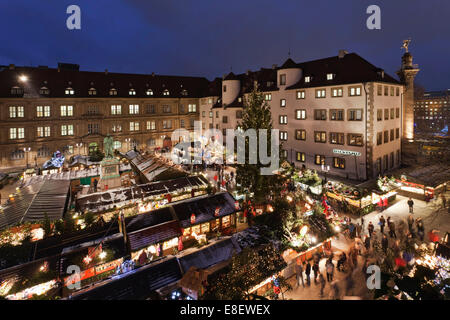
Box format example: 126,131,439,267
332,149,361,157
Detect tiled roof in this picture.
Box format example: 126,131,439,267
128,220,181,252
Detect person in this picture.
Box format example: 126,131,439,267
382,234,389,254
407,198,414,214
364,235,371,252
295,261,305,288
379,215,386,234
319,273,326,297
361,216,365,229
348,222,355,239
368,221,374,238
337,252,347,272
442,194,447,208
356,223,362,238
416,218,425,241
305,260,311,286
326,258,335,282
388,220,397,239
329,279,340,300
312,262,319,284
407,215,414,233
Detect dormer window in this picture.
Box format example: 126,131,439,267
279,74,286,85
129,89,136,95
109,88,117,96
88,87,97,95
267,81,274,87
11,86,24,95
327,73,335,80
163,89,170,96
181,89,188,96
304,76,311,83
39,86,50,95
238,97,242,102
65,87,74,95
146,89,153,96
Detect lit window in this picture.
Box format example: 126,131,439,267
111,105,122,115
61,105,73,117
296,90,305,99
264,93,272,101
129,104,139,115
40,87,50,95
280,99,286,107
65,87,74,95
304,76,311,83
163,89,170,96
146,121,156,130
332,87,343,97
129,89,136,95
349,86,361,96
315,89,326,98
188,104,197,112
61,125,73,136
146,89,153,96
88,88,97,95
327,73,334,80
280,131,288,141
296,152,305,162
129,121,140,131
109,88,117,95
296,109,306,120
279,115,288,124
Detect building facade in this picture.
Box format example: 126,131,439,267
414,89,450,134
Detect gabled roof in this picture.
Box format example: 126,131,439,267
224,72,239,81
279,58,298,69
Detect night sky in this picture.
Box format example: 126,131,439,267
1,0,448,90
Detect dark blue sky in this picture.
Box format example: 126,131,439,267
0,0,448,90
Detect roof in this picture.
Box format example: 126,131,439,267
0,179,70,230
279,58,298,69
128,220,181,252
0,65,211,99
419,89,450,100
224,72,239,81
172,192,238,228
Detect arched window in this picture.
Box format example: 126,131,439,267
39,86,50,95
88,87,97,95
11,149,24,160
109,88,117,96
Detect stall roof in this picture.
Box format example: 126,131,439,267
172,192,237,228
128,220,181,252
393,164,450,188
0,179,70,230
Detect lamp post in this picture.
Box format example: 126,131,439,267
125,138,131,152
76,143,83,156
321,164,330,184
23,147,31,169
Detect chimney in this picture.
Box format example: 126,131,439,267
272,64,277,69
105,69,108,75
9,64,15,70
338,50,348,59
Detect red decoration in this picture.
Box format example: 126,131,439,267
178,237,184,251
234,201,239,210
274,286,280,294
243,209,248,218
214,207,220,217
213,175,218,181
190,213,196,224
395,257,406,268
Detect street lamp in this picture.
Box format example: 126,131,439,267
125,138,131,152
321,164,330,184
76,143,83,156
19,75,28,83
23,147,31,169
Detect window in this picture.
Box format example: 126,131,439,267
390,152,394,168
163,89,170,96
147,139,156,146
11,149,24,160
40,87,50,95
87,106,99,115
65,87,74,95
113,141,122,149
162,105,171,113
223,85,227,92
36,105,50,117
88,88,97,95
330,132,345,145
396,87,400,96
87,123,99,134
129,104,139,115
333,157,345,169
223,116,228,124
37,147,51,158
264,93,272,101
11,87,24,95
390,129,394,141
188,104,197,112
315,89,326,98
280,131,288,141
209,111,213,118
216,111,219,118
146,89,153,96
146,104,156,114
146,121,156,130
314,155,325,165
377,85,382,96
112,124,122,133
236,110,243,119
129,121,140,131
377,109,382,121
390,87,394,96
384,108,389,120
377,132,383,145
296,90,305,99
109,88,117,96
327,73,334,80
129,89,136,95
390,108,395,119
61,105,73,117
111,105,122,115
348,133,363,146
331,87,343,97
314,131,327,143
349,86,361,96
296,109,306,120
384,131,389,143
163,120,172,129
348,109,362,121
279,115,288,124
304,76,311,83
314,109,327,120
9,106,24,118
61,125,73,136
280,99,286,107
330,109,344,121
190,118,195,127
384,86,389,96
9,127,24,139
279,74,286,85
295,129,306,140
396,128,400,139
296,152,305,162
396,108,400,118
181,89,188,96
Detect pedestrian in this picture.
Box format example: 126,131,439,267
407,215,414,233
356,223,362,238
388,220,397,239
295,261,305,288
379,215,386,234
407,197,414,214
319,273,326,297
382,234,389,254
364,235,371,252
326,258,334,282
305,260,311,286
361,216,365,229
417,219,425,241
368,221,374,238
312,262,319,284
